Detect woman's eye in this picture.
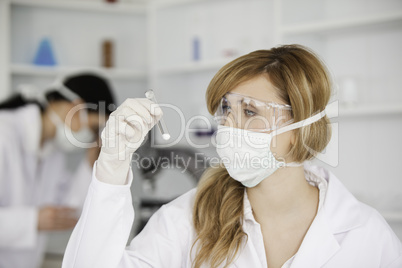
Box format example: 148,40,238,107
222,104,231,111
244,109,256,116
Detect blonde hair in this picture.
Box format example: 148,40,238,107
192,44,332,268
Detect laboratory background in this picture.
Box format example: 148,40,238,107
0,0,402,267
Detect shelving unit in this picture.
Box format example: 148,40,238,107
339,103,402,117
153,0,211,9
276,0,402,111
157,58,234,75
1,0,147,101
11,64,146,80
4,0,400,116
10,0,146,14
281,10,402,35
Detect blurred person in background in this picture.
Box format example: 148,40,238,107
0,73,116,268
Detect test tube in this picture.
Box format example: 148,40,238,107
145,89,171,140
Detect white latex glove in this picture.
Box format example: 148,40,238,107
96,98,162,185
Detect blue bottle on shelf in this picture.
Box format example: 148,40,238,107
33,38,57,66
193,36,200,61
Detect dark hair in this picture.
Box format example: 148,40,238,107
0,94,39,110
0,73,116,114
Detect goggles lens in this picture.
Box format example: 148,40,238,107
214,92,293,132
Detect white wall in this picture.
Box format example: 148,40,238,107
2,0,402,260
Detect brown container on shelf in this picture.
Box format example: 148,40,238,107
102,40,113,68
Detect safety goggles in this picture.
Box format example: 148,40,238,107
214,92,293,133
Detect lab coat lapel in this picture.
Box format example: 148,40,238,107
290,165,367,268
232,240,266,268
290,209,340,267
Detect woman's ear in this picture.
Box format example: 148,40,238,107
72,98,84,106
290,130,296,145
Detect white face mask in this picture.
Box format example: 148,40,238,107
215,110,326,187
48,108,95,153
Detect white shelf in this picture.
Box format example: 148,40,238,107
382,211,402,223
154,0,207,9
153,0,226,9
282,10,402,35
11,0,146,15
11,64,146,80
339,103,402,117
157,58,234,75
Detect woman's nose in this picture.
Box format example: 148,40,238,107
223,112,240,129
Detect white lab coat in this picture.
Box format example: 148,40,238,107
62,164,402,268
0,105,92,268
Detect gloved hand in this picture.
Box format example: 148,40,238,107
96,98,163,185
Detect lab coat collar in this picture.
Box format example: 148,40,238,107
305,165,366,234
289,206,341,267
17,104,42,154
242,165,367,267
17,104,54,158
293,165,369,267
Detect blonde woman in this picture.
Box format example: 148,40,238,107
62,45,402,268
